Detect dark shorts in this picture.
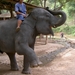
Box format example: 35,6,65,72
17,15,25,21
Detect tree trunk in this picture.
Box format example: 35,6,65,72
0,10,1,14
44,0,47,8
54,0,57,10
40,0,43,7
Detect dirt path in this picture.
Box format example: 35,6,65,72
0,41,75,75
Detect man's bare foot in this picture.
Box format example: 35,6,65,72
16,27,20,32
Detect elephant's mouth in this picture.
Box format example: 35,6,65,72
52,25,57,28
52,25,60,28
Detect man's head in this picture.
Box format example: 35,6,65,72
19,0,23,3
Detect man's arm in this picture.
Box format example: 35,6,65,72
15,11,25,16
15,4,22,14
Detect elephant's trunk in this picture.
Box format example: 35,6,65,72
53,11,67,28
46,9,67,28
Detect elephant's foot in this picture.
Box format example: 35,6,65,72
11,67,19,71
30,61,38,67
30,60,42,68
38,60,42,66
22,69,31,74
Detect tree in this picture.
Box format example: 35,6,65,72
67,1,75,16
47,0,70,10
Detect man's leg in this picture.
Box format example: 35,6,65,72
16,20,22,32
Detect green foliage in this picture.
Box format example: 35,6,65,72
48,0,55,3
47,0,69,10
67,1,75,17
24,0,27,2
53,25,75,36
30,0,40,5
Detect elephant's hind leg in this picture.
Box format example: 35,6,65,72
6,53,19,71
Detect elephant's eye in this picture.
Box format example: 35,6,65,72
46,14,51,20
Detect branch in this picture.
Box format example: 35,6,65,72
27,0,32,3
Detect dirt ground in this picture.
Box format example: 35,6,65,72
0,38,75,75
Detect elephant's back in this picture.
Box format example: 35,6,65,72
0,18,17,26
0,18,17,31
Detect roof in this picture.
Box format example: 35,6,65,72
0,12,16,18
0,0,41,13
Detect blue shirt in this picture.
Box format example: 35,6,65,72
15,2,26,14
15,2,27,20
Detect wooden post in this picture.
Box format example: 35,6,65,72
0,10,1,14
3,17,5,20
10,4,14,18
45,35,48,44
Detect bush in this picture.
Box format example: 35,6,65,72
53,25,75,36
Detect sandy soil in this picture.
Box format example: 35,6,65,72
0,39,75,75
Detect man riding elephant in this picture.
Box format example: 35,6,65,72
0,7,66,74
15,0,27,32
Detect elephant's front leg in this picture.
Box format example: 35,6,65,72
6,53,19,71
22,43,35,74
16,43,40,67
30,42,42,67
22,55,31,74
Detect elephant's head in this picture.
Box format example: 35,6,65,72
28,8,66,36
45,7,67,28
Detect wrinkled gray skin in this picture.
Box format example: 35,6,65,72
0,8,66,74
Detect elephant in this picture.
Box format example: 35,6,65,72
0,7,66,74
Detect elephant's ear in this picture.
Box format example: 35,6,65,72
35,16,54,35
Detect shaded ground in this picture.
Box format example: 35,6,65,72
0,38,75,75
